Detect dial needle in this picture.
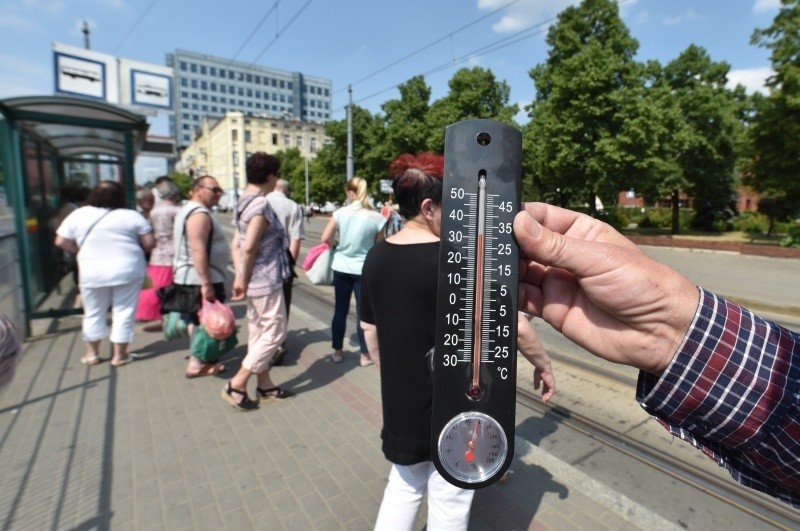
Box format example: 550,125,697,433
465,420,480,462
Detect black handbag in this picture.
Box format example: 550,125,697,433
156,284,201,314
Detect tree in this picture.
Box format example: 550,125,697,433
274,148,308,204
312,105,385,203
745,0,800,222
658,45,743,232
425,67,518,153
523,0,642,211
169,171,193,199
380,76,432,158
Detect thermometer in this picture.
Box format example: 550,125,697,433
432,119,521,489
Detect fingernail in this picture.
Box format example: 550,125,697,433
524,215,541,238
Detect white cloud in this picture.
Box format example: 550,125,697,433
753,0,780,14
478,0,577,33
662,9,702,26
727,67,773,94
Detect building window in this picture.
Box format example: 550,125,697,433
245,130,251,142
296,135,302,147
190,63,197,73
210,67,216,76
202,105,208,111
210,83,216,91
211,96,217,102
219,68,226,78
247,89,252,97
228,70,234,79
200,65,206,74
180,61,187,71
310,138,317,153
238,87,244,96
232,130,238,142
271,79,277,87
191,79,198,88
182,102,189,109
201,81,207,90
246,74,252,82
283,134,290,145
287,81,292,90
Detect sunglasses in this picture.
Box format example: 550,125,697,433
199,185,224,194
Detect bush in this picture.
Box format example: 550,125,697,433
637,208,694,231
780,225,800,248
732,212,770,234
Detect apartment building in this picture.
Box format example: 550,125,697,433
166,49,332,148
178,111,328,193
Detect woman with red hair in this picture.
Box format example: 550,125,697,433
360,153,555,530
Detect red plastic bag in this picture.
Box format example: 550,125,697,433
198,299,235,340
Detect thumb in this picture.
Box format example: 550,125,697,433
513,211,617,280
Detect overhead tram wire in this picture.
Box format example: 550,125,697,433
112,0,161,54
251,0,316,64
333,17,552,113
229,1,281,61
333,0,523,96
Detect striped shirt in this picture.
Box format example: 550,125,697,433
637,288,800,508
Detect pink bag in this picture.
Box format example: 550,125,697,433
302,242,330,271
198,299,236,340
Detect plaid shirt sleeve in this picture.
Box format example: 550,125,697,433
637,288,800,508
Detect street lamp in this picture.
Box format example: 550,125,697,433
304,156,309,209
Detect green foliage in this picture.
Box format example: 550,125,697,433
274,148,308,203
745,0,800,219
732,212,770,234
169,171,193,199
523,0,643,212
781,224,800,247
638,208,694,230
425,67,518,153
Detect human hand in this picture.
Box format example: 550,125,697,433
513,203,700,375
200,283,217,303
534,366,556,404
230,277,246,302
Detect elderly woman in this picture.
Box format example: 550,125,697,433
135,178,183,322
224,152,296,411
55,180,154,367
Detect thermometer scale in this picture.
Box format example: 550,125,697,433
432,119,521,489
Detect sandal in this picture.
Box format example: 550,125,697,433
110,357,133,368
331,352,344,364
80,356,104,366
256,386,296,403
185,363,225,379
359,355,374,367
221,383,259,411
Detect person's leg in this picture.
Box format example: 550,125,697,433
109,280,140,365
251,292,293,400
374,463,429,531
425,463,474,531
352,276,372,366
80,285,110,362
330,271,353,361
272,277,293,367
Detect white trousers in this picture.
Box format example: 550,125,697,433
80,280,141,344
374,462,474,531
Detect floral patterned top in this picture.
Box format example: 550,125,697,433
234,193,290,297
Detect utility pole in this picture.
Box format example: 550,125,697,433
346,84,354,181
82,20,90,49
304,156,310,209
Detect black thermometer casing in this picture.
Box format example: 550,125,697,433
431,119,521,489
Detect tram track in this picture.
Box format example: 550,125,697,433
293,279,799,529
516,388,800,530
296,221,799,528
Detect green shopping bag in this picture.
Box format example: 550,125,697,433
191,324,238,363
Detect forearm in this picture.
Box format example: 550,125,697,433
289,239,301,262
638,289,800,505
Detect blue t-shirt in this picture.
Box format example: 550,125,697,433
331,203,385,275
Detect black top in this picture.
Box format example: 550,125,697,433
361,240,440,465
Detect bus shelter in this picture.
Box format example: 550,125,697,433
0,95,148,336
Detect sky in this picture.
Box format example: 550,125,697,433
0,0,784,139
